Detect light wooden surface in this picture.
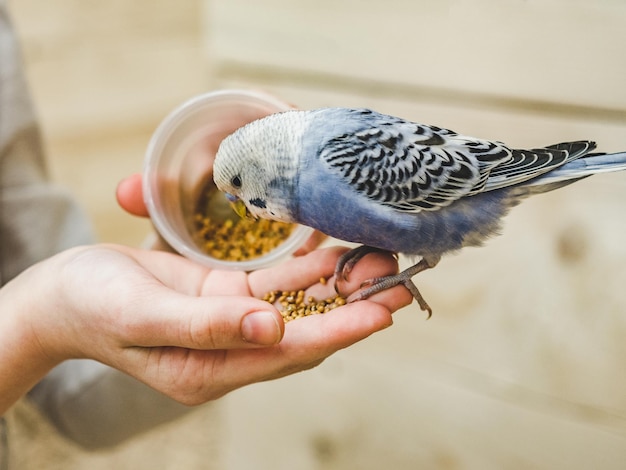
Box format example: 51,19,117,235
210,1,626,469
209,0,626,112
7,0,626,468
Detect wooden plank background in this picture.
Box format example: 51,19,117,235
208,2,626,468
7,0,626,468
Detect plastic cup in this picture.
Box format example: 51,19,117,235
143,89,314,270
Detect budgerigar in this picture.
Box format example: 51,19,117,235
213,108,626,316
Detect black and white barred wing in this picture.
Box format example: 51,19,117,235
483,140,597,191
318,110,511,212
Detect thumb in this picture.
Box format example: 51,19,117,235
121,292,285,349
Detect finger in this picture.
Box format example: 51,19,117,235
250,246,410,309
208,298,393,394
127,244,410,317
116,173,150,217
339,250,413,311
96,247,284,348
247,246,348,297
118,246,249,296
293,230,328,256
120,292,285,349
117,290,398,405
334,249,398,295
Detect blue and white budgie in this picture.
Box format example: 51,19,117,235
213,108,626,316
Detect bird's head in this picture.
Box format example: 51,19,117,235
213,111,307,223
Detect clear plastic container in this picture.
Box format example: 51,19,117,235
143,89,314,270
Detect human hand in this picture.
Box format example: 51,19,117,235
0,244,410,412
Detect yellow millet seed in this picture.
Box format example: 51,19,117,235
191,184,294,261
262,289,347,323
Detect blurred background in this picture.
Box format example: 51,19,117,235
7,0,626,468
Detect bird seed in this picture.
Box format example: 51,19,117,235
262,288,347,323
191,181,295,261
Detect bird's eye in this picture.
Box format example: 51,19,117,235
231,175,242,188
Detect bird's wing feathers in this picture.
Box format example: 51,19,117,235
317,110,596,212
483,141,596,191
318,110,510,212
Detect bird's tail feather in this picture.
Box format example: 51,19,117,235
523,151,626,190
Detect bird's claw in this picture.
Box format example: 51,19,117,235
348,274,433,319
333,246,392,296
339,253,439,319
401,279,433,319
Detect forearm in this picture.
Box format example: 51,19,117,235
0,271,60,415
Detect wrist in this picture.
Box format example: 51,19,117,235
0,265,63,414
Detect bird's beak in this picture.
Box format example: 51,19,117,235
224,193,253,219
230,199,251,219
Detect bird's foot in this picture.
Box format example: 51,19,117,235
349,275,432,318
333,246,396,294
346,257,439,319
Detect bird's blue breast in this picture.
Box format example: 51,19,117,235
295,165,514,257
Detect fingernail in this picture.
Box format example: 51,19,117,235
241,311,283,345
